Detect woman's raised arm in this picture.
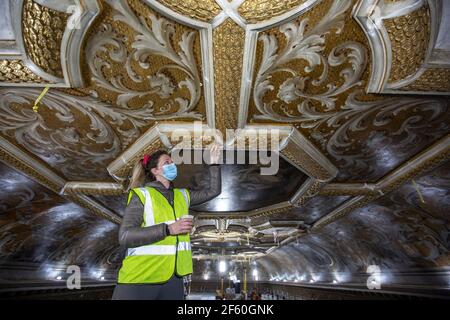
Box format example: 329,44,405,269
189,164,222,206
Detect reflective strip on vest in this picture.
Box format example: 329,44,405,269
179,188,190,207
127,242,191,256
177,241,191,251
140,188,189,226
141,187,155,226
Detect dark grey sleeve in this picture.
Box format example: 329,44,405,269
189,165,222,207
118,192,168,248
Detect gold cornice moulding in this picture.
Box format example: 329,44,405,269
106,122,220,182
0,0,102,87
194,201,294,220
238,0,311,24
61,181,124,196
353,0,450,95
384,5,431,84
278,126,338,182
22,0,69,79
107,122,285,182
156,0,221,23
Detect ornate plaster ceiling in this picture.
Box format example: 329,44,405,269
0,0,449,289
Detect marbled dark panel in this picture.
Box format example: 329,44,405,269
94,195,128,217
0,161,56,213
0,162,122,282
0,197,122,268
307,97,450,183
174,151,307,212
257,161,450,282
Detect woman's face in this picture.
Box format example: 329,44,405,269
151,154,173,179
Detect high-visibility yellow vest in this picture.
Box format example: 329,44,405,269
117,187,193,284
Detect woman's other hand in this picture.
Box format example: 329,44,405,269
168,219,193,235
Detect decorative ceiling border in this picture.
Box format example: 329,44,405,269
249,134,450,257
241,134,449,255
0,135,65,192
0,135,122,224
0,0,102,87
1,0,327,127
10,111,446,246
153,0,319,29
278,127,338,181
61,182,124,196
250,220,306,232
64,122,337,219
212,18,246,132
353,0,450,95
212,0,247,28
107,121,301,182
319,134,450,197
61,121,337,223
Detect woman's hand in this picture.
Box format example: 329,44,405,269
168,219,193,235
209,143,221,165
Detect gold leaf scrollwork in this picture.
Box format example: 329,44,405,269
252,1,368,123
85,0,204,120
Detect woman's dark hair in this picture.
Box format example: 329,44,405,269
141,149,169,181
126,149,168,191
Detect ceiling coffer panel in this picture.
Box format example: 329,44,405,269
246,0,371,124
0,162,122,273
80,0,208,123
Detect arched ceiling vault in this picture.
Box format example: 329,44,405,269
0,0,449,286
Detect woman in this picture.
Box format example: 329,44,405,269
112,145,221,300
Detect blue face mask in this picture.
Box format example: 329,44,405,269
162,163,177,181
